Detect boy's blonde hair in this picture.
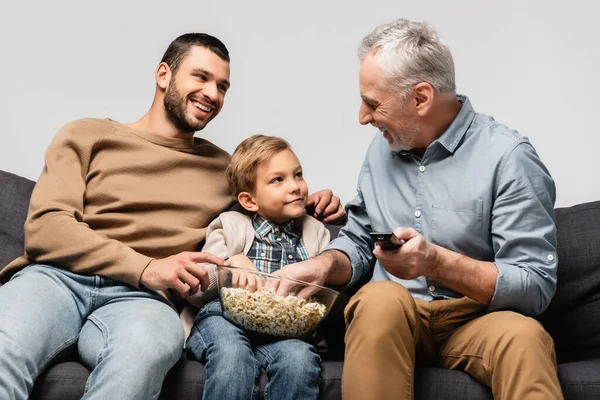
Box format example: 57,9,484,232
226,134,292,196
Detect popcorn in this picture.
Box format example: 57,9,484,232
220,287,327,337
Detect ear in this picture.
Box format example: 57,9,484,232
237,192,259,213
156,62,171,91
413,82,434,116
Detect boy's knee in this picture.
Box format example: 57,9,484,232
284,342,319,366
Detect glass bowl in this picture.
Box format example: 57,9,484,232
216,265,339,339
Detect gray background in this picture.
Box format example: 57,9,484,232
0,0,596,207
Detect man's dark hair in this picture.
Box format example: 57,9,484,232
160,33,230,75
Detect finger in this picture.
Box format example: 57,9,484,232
320,196,341,218
392,227,419,241
246,275,257,292
256,276,264,292
305,193,318,208
178,271,201,295
187,264,210,291
372,246,382,259
312,190,333,215
186,252,226,266
264,276,280,292
322,205,346,224
276,279,295,297
239,273,248,289
232,271,241,288
296,284,318,300
172,278,193,298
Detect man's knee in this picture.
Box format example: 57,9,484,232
345,281,415,323
488,311,555,354
104,304,184,367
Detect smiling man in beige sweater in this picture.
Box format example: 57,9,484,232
0,33,344,400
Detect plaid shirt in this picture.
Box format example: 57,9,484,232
246,214,309,273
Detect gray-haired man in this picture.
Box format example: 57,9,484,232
276,19,563,399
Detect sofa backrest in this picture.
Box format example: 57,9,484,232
1,169,600,361
537,201,600,361
0,170,35,270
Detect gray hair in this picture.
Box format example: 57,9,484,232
358,19,456,99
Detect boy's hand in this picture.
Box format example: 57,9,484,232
139,252,225,298
226,254,264,292
226,254,256,270
230,268,264,292
307,189,346,224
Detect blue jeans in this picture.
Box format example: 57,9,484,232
187,300,321,400
0,264,184,400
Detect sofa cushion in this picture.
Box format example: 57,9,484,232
0,170,35,271
537,201,600,360
557,349,600,398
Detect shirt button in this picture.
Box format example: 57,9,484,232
547,254,555,261
419,166,426,172
276,237,282,242
287,254,294,260
414,210,421,218
260,252,266,257
428,285,435,292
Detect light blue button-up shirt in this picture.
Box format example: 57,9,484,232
326,95,557,316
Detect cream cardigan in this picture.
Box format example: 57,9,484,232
181,211,331,339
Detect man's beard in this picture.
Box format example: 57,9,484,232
163,79,212,133
387,126,419,152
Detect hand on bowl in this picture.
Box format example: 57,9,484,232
216,265,339,338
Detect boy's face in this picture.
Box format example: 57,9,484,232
241,149,309,224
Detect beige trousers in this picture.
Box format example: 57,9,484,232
342,281,563,400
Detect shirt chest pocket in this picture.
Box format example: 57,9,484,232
431,197,485,260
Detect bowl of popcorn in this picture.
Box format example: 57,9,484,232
216,265,339,339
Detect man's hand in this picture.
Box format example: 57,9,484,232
374,228,439,280
139,252,225,298
270,256,331,298
307,189,346,224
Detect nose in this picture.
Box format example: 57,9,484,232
287,178,300,193
359,102,373,125
203,82,219,103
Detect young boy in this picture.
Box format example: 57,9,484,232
184,134,331,400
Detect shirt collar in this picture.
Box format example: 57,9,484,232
252,214,299,238
432,94,476,154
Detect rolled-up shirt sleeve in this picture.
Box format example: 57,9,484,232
323,168,376,287
488,140,558,315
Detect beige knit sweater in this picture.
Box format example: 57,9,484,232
1,118,233,304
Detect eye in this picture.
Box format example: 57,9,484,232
270,177,283,184
218,84,229,94
295,171,303,179
194,74,207,82
363,99,377,110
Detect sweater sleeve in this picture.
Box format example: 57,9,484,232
23,120,154,287
186,215,229,307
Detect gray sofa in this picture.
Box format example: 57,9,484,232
1,168,600,399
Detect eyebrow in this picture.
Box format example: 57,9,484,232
191,68,230,88
361,95,378,106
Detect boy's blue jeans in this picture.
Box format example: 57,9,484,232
0,264,184,400
186,299,321,400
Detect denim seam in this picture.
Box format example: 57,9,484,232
1,324,78,391
83,315,110,394
40,335,80,369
